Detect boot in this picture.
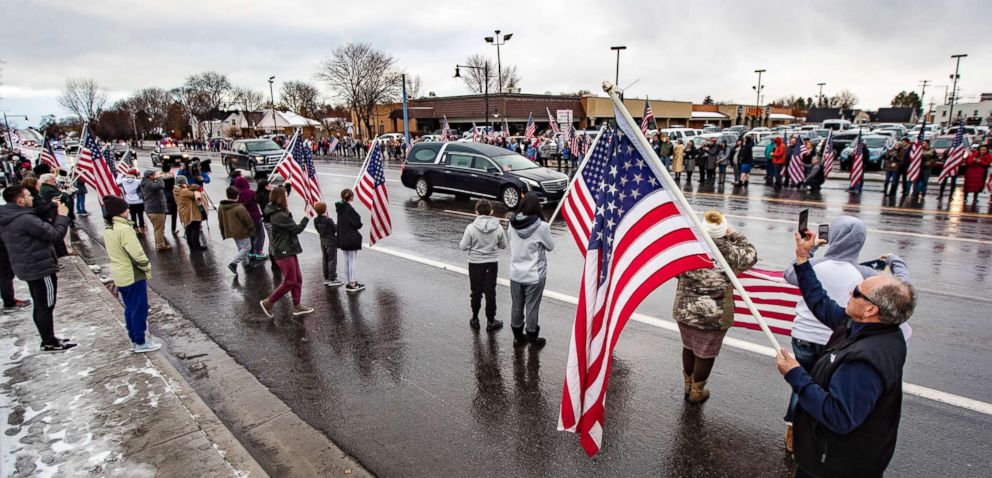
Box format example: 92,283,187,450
784,423,794,454
469,317,480,330
687,379,709,404
292,304,314,316
511,326,528,347
527,327,547,348
486,318,504,331
683,372,692,400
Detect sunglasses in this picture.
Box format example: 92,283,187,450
852,286,876,306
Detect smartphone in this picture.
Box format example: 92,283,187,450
860,259,887,271
798,209,809,235
817,224,829,242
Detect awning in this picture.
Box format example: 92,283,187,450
690,111,729,119
769,113,796,120
256,109,323,130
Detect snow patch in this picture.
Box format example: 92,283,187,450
77,367,95,377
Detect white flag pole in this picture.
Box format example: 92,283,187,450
266,128,301,182
67,124,90,186
603,81,781,351
548,125,606,226
352,135,379,191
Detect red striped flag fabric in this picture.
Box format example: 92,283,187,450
821,130,836,177
733,267,800,336
559,124,714,457
788,139,808,184
640,99,654,134
471,122,481,142
938,125,967,183
546,107,560,135
849,132,864,189
440,116,452,141
907,126,926,182
560,127,612,254
116,148,134,177
76,128,122,205
276,132,323,216
329,137,339,156
524,113,536,141
355,142,391,245
39,145,60,171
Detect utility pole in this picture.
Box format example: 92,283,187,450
611,46,627,100
485,30,513,93
917,80,930,122
817,82,826,107
947,54,967,126
268,76,277,135
753,69,766,127
401,73,410,147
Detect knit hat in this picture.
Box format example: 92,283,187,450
702,211,728,238
143,169,156,178
103,196,128,218
175,175,188,186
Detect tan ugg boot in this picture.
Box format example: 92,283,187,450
688,379,710,404
785,424,794,454
683,373,692,400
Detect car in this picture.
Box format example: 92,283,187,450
420,134,441,142
63,140,80,153
744,130,773,145
930,134,974,173
875,126,907,140
751,134,784,167
657,128,697,143
377,133,406,144
906,125,936,140
724,125,748,135
400,141,569,208
150,146,194,167
220,139,285,178
690,132,740,149
839,135,895,171
822,119,853,131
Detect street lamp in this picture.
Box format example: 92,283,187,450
484,30,512,92
454,63,491,130
753,69,766,127
610,46,627,88
947,54,967,126
817,82,826,107
268,76,277,134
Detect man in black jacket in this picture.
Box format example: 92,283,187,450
777,230,916,477
0,185,75,351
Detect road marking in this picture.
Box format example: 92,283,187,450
302,229,992,418
317,172,402,184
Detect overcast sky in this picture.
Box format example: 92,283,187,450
2,0,989,127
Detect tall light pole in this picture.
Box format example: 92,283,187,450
485,30,512,92
917,80,930,122
401,73,410,147
268,76,277,135
454,63,491,130
753,69,766,127
947,54,966,126
817,82,826,107
610,46,627,88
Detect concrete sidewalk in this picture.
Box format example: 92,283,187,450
0,254,266,477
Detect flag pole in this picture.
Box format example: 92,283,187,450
67,124,89,186
548,125,606,225
266,128,301,182
352,135,379,191
603,81,781,351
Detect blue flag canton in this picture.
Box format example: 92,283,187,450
291,137,316,179
367,143,386,186
587,134,664,283
580,128,614,192
951,124,964,147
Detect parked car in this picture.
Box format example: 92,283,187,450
839,135,895,171
930,134,974,173
420,134,441,142
822,119,853,131
377,133,406,144
220,139,285,177
657,128,698,143
691,132,739,149
63,140,80,153
150,146,192,167
400,142,568,208
724,125,748,136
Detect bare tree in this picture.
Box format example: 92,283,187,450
172,71,232,117
280,80,322,117
829,89,859,109
405,74,423,98
230,87,265,112
121,87,173,131
316,42,400,139
460,55,521,94
58,78,107,123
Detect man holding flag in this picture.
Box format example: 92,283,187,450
937,125,967,200
847,132,865,193
523,113,536,142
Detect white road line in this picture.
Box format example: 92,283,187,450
302,228,992,418
317,172,402,184
719,213,992,246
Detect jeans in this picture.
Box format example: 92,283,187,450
660,155,672,171
185,221,202,250
251,219,265,255
27,274,58,345
321,244,338,281
75,193,87,213
118,280,149,345
268,255,302,305
510,279,545,333
232,237,251,266
914,169,932,195
718,163,728,183
468,262,498,321
343,250,357,283
128,203,145,228
884,171,900,195
784,337,827,423
147,213,167,249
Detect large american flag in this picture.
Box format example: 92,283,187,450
821,130,836,177
76,128,122,204
938,125,967,183
569,132,581,159
439,116,452,141
559,127,713,457
849,132,864,188
524,112,536,141
733,267,800,336
546,107,560,135
276,132,323,216
907,122,927,182
38,144,60,171
640,99,655,134
355,142,391,245
788,139,808,184
560,127,612,253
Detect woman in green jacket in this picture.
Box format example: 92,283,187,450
259,186,314,318
102,196,160,353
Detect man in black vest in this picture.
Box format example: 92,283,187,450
777,230,917,477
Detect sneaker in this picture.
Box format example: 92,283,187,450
253,253,269,260
469,317,480,330
324,280,344,287
292,304,315,316
42,341,77,352
132,342,162,353
3,299,32,312
345,282,365,293
486,319,504,331
259,299,274,318
227,263,238,275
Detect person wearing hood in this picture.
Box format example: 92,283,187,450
34,175,69,258
507,192,555,347
770,136,787,188
217,187,256,276
780,215,910,454
738,136,755,186
161,163,180,234
173,175,204,251
259,186,313,317
232,175,266,260
672,211,757,404
335,188,364,293
672,139,686,183
459,199,506,331
116,169,146,234
313,201,341,287
140,169,171,251
102,196,159,353
0,185,75,351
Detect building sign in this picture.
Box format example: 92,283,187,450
557,110,573,125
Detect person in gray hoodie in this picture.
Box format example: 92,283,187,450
140,169,171,251
507,193,554,347
780,215,910,453
459,199,506,331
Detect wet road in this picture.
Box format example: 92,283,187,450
71,151,992,477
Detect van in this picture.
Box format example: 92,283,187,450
822,119,852,131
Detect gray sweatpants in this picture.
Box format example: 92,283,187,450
510,279,546,333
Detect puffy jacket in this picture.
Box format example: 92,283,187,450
141,177,167,214
264,203,308,259
672,232,757,331
459,215,507,264
217,200,254,240
314,215,337,247
174,187,202,226
659,141,674,157
0,204,70,281
507,213,555,284
335,201,363,251
233,177,262,222
103,216,151,287
117,176,144,205
771,137,786,165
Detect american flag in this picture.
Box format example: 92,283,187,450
76,127,122,204
355,142,391,245
486,129,497,142
38,144,60,171
788,139,808,184
938,124,967,183
502,117,511,138
328,137,339,156
640,99,655,134
569,132,581,159
546,107,560,135
524,113,536,141
907,121,927,182
821,130,836,177
733,267,800,336
276,132,323,216
849,132,864,189
471,122,481,142
116,148,135,177
560,127,612,254
439,116,452,141
559,127,713,457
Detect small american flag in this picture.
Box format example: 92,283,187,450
640,99,654,134
116,148,134,177
328,137,339,156
821,130,835,176
76,127,122,204
502,118,511,138
486,129,497,142
39,144,60,171
524,113,536,141
569,132,581,158
440,116,452,141
938,125,967,183
559,120,713,457
471,122,481,142
546,107,560,135
733,267,800,336
788,139,808,184
849,132,864,188
276,132,323,216
907,121,927,182
355,142,391,245
560,127,612,254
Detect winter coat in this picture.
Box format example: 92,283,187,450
141,177,167,214
683,145,700,171
264,203,308,259
740,140,754,165
36,184,60,223
659,141,674,157
117,176,144,205
217,200,254,240
804,164,825,187
233,176,262,222
314,215,337,247
335,201,363,251
174,186,202,226
507,213,555,284
162,176,176,211
771,137,786,165
963,151,992,193
459,215,507,264
0,203,70,281
920,147,938,169
672,143,686,172
672,231,757,331
704,144,722,170
103,216,151,287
